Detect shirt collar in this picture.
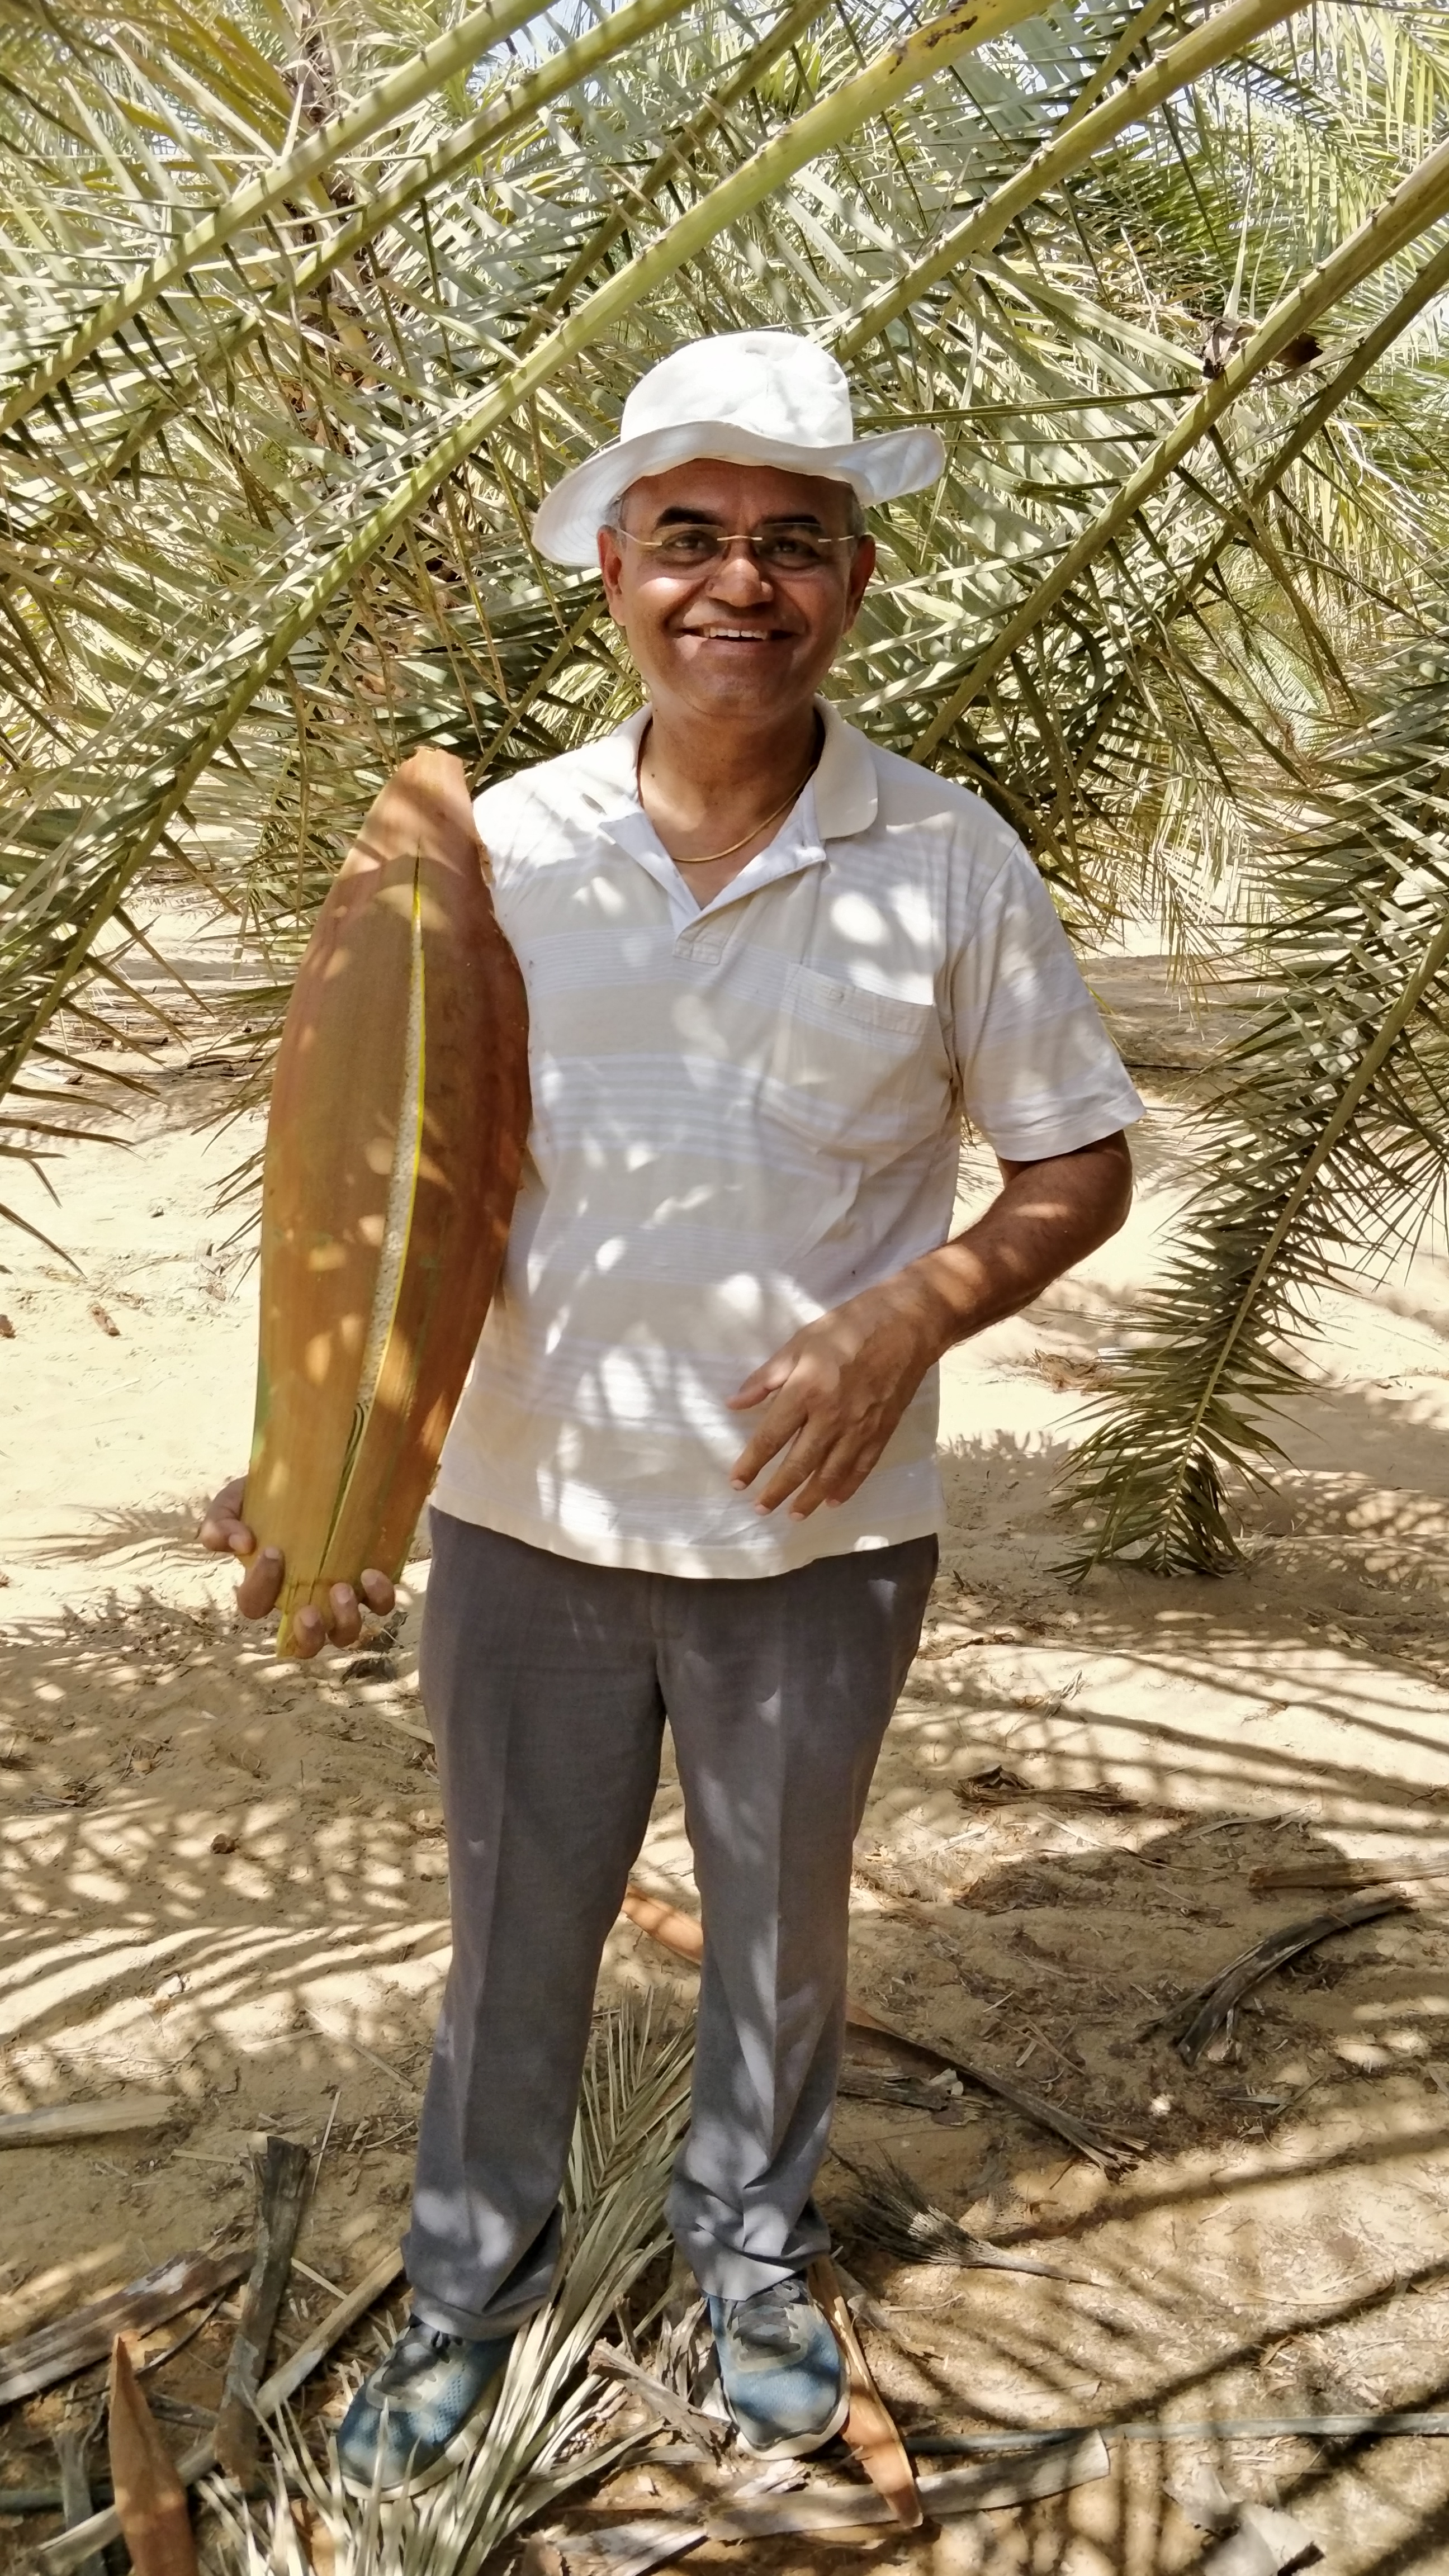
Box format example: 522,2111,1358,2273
575,698,879,843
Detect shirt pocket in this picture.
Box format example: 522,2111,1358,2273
765,965,947,1163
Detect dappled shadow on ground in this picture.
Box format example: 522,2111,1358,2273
620,1405,1449,2570
8,1407,1449,2570
27,1503,212,1567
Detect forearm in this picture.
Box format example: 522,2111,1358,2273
896,1131,1134,1362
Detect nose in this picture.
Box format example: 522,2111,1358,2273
705,538,774,605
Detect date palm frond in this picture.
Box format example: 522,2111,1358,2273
209,1997,695,2576
7,0,1449,1570
1064,626,1449,1574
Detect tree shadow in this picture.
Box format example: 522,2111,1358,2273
27,1506,210,1568
9,1390,1449,2567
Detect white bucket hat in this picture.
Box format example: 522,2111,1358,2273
533,330,944,566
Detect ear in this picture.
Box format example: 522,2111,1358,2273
842,532,876,632
597,523,627,623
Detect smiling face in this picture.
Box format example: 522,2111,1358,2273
596,459,875,732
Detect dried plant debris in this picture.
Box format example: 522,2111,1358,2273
1168,2465,1320,2573
40,2250,406,2573
54,2423,107,2576
553,2523,705,2576
586,2345,724,2457
844,2001,1142,2173
0,2247,252,2407
215,2135,311,2483
835,2152,1097,2285
1144,1890,1414,2063
207,2002,696,2576
625,1884,1142,2172
1249,1856,1449,1892
705,2432,1110,2536
954,1767,1138,1812
807,2255,921,2528
836,2064,963,2113
955,1765,1034,1805
0,2094,177,2149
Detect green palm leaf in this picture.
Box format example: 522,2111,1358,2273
1065,630,1449,1573
6,0,1449,1576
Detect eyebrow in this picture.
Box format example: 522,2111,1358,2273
649,506,832,531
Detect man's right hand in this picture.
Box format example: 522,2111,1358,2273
198,1477,396,1659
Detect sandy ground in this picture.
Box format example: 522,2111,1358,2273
5,1017,1449,2573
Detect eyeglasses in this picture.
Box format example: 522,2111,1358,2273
613,522,860,575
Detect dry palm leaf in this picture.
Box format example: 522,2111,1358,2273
210,2002,694,2576
1144,1890,1413,2063
243,750,528,1654
836,2151,1098,2286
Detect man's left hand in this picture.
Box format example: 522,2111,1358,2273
727,1278,943,1519
727,1133,1134,1518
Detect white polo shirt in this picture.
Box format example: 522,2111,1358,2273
433,703,1142,1577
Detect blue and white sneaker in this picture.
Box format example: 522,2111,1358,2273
336,2318,513,2495
708,2277,849,2459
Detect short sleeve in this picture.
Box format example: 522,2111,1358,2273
948,839,1143,1161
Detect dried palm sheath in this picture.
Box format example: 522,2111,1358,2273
808,2256,922,2527
107,2337,198,2576
243,749,529,1653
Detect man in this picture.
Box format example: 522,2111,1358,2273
202,330,1140,2485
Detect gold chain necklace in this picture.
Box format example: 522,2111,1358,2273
636,723,820,866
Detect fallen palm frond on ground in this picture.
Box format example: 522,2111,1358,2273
41,2254,408,2575
835,2151,1096,2286
1143,1888,1413,2063
623,1882,1143,2172
211,2001,693,2576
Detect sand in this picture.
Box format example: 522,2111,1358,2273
4,1022,1449,2572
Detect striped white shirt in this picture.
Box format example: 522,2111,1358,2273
433,703,1142,1576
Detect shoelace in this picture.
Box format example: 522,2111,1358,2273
377,2322,461,2389
731,2281,808,2357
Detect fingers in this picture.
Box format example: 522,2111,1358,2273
729,1388,809,1495
328,1583,362,1649
754,1410,886,1518
292,1603,328,1659
726,1353,795,1413
198,1475,250,1555
236,1565,396,1656
773,1427,891,1519
235,1545,284,1617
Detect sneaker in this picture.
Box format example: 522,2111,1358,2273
335,2318,513,2496
707,2277,849,2459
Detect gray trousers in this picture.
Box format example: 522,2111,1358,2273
403,1513,936,2338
